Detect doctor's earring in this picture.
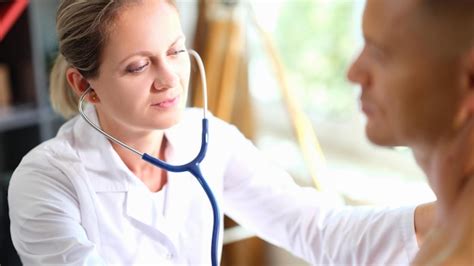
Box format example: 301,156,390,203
89,91,98,102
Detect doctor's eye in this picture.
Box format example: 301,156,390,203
126,61,150,73
169,49,187,56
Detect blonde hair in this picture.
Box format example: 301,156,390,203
50,0,177,118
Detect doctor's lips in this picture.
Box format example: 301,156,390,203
151,96,180,108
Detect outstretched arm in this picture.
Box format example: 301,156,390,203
220,123,420,265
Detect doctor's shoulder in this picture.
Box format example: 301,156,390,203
9,116,82,193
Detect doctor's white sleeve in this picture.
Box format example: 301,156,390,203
8,152,106,266
221,125,419,265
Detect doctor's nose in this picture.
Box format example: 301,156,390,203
153,63,180,91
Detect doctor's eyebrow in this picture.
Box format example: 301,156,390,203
170,35,186,47
117,35,186,66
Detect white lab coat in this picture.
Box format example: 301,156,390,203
8,105,418,265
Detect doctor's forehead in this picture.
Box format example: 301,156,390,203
107,0,182,43
100,0,183,61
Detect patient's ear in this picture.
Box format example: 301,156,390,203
455,47,474,128
468,47,474,92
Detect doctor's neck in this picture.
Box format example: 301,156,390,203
111,131,169,192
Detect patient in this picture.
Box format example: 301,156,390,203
347,0,474,264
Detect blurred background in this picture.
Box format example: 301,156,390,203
0,0,435,265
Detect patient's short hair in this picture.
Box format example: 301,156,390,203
414,0,474,56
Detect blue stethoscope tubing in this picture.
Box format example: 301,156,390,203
78,50,220,266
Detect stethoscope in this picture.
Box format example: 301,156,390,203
78,50,220,266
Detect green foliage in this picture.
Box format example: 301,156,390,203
274,0,358,119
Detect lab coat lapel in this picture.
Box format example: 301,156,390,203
125,183,182,256
124,171,192,255
163,171,193,247
160,117,200,248
123,122,196,252
74,105,128,185
125,185,166,228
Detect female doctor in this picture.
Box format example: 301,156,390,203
8,0,431,265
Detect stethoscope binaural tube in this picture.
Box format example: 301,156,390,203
78,50,220,266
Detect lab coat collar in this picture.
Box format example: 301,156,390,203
72,104,130,192
72,104,204,188
71,105,201,190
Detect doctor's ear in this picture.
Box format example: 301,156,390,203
65,67,99,103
